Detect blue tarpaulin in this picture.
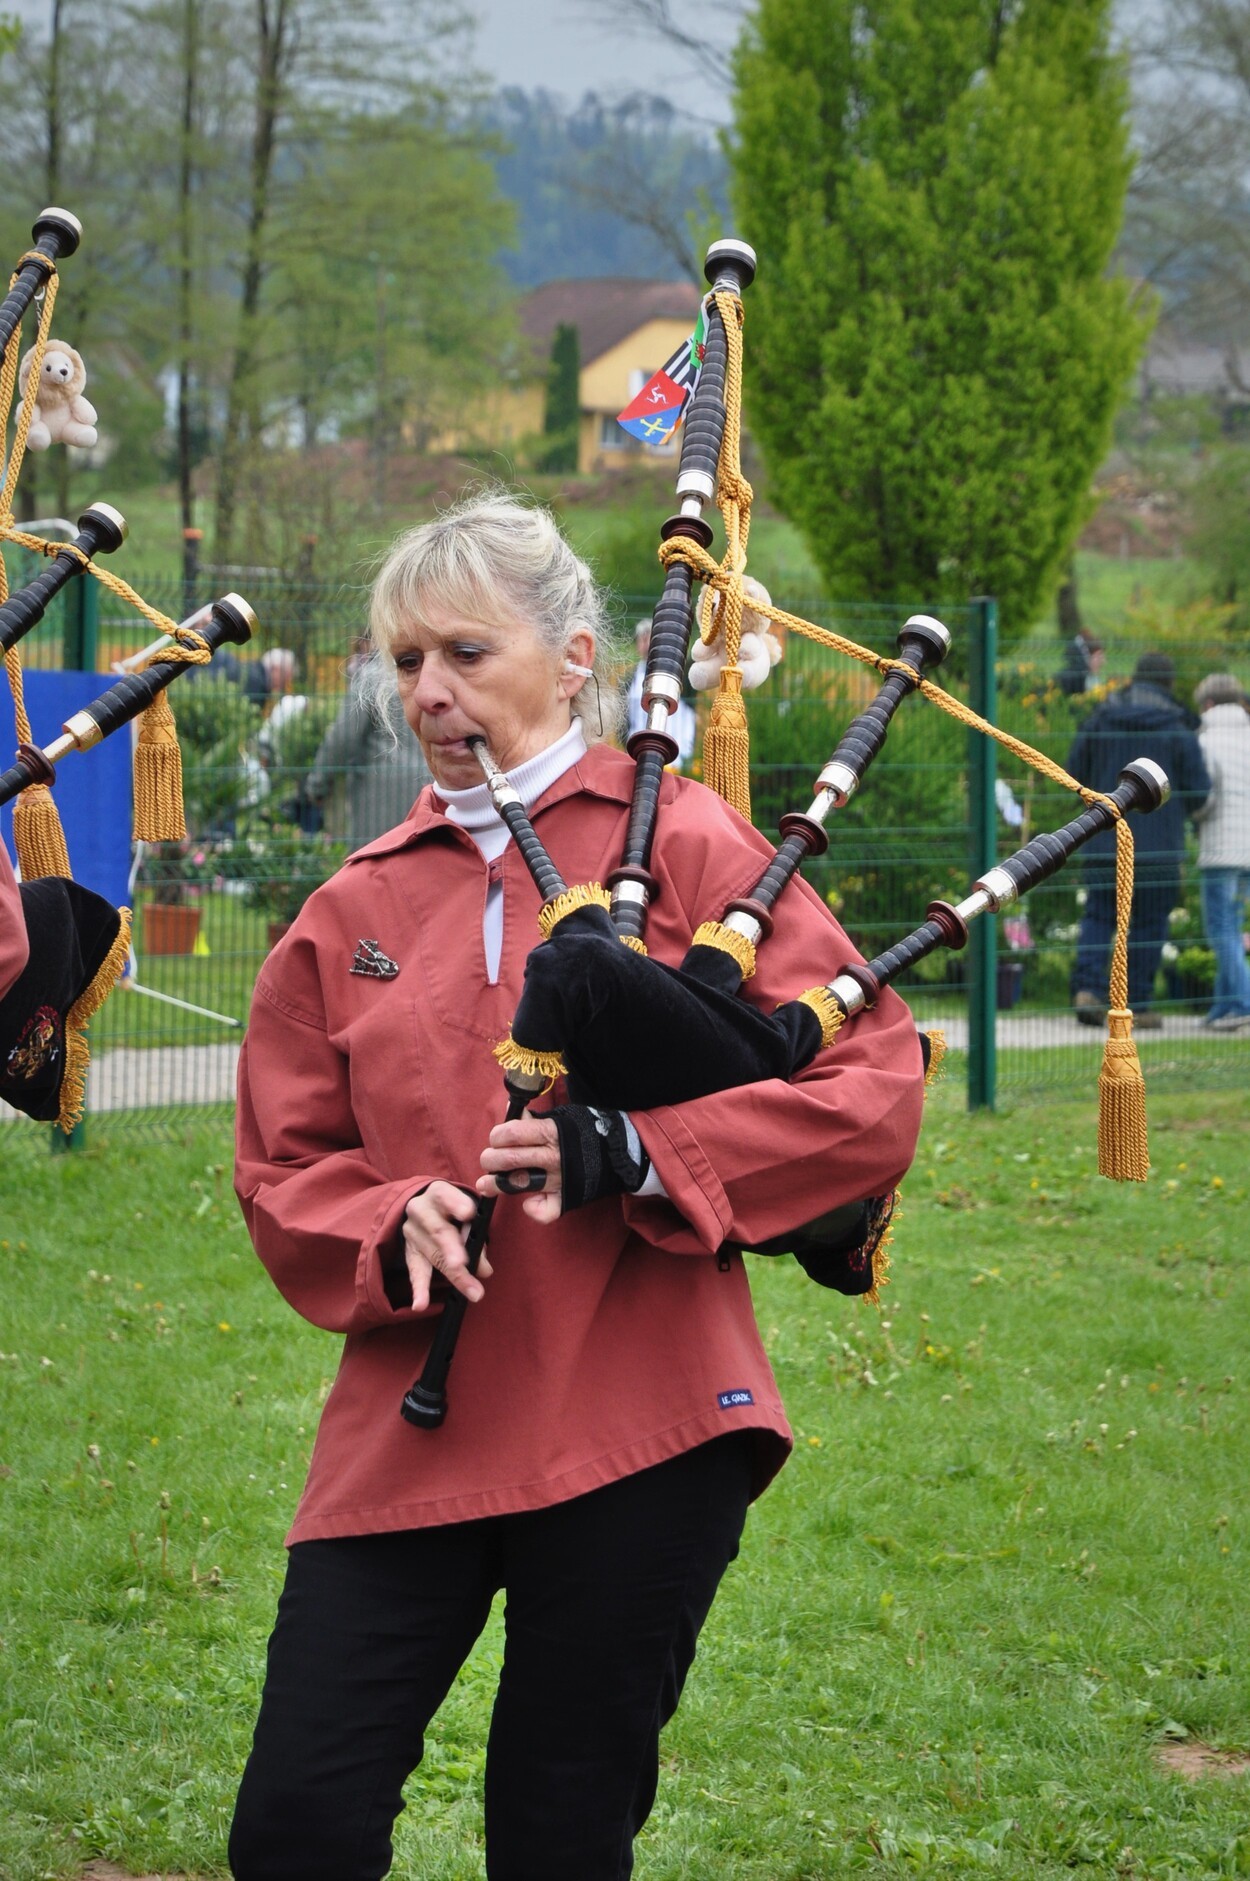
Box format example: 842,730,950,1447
1,669,133,913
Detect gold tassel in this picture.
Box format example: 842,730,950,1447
1097,1008,1150,1182
690,920,756,980
923,1029,947,1088
1095,818,1149,1182
702,665,752,819
621,934,648,955
56,907,132,1134
493,1035,567,1088
133,692,186,842
795,985,845,1049
537,881,611,941
13,783,72,879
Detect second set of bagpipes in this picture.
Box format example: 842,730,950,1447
0,209,259,1129
401,237,1169,1430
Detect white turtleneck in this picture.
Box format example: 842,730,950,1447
433,720,668,1202
434,721,587,982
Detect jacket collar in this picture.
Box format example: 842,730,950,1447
343,743,635,866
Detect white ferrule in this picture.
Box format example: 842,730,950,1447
972,867,1018,913
724,908,763,946
806,788,836,827
676,469,715,503
62,710,101,751
815,759,859,807
826,974,865,1016
611,879,648,909
643,671,683,710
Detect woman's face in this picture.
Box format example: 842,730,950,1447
392,604,592,791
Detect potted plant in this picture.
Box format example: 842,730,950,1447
142,840,218,955
244,823,349,947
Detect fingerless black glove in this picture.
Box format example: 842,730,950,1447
542,1104,651,1212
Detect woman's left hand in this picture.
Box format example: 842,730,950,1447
477,1115,563,1224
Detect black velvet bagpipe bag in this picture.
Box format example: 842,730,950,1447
0,877,122,1121
508,903,824,1113
508,904,907,1294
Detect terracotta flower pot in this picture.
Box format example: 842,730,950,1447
143,903,202,956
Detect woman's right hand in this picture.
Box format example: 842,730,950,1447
402,1182,493,1311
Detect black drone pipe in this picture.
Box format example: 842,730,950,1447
0,504,127,656
0,593,256,807
608,237,756,945
0,207,82,365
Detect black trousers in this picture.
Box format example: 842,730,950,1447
229,1434,754,1881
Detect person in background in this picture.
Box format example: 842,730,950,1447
243,645,298,708
1056,627,1105,696
627,617,696,769
304,651,432,852
1067,651,1210,1028
1192,673,1250,1032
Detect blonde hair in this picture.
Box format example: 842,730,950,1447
368,490,624,742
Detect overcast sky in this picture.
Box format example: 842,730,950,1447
467,0,730,121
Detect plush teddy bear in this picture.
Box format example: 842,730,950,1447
689,575,784,693
16,340,99,451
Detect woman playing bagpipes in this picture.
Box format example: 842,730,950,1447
229,490,926,1881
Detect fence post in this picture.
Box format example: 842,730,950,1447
56,548,99,1151
62,562,99,672
967,595,998,1110
182,527,203,620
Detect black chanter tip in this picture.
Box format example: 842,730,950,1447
897,612,951,667
704,237,757,291
0,503,129,656
32,206,83,258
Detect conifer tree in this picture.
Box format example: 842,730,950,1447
731,0,1151,641
540,322,580,473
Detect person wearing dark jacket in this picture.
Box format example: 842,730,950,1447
1067,652,1211,1025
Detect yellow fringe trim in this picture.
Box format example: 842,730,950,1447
1098,1008,1150,1183
795,985,845,1049
923,1029,947,1088
56,906,132,1134
621,934,648,954
13,782,71,879
537,881,610,941
492,1036,567,1089
864,1201,897,1308
690,920,756,980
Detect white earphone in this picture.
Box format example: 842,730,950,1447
564,661,594,678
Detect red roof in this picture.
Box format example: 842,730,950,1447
519,278,701,368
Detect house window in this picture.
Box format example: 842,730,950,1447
599,413,677,453
599,414,639,451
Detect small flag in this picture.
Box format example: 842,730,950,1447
616,300,709,446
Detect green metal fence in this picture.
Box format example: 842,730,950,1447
3,567,1247,1142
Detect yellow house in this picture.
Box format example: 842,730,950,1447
465,277,703,475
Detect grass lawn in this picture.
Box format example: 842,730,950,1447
0,1087,1246,1880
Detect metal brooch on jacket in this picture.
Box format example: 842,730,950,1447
350,939,399,979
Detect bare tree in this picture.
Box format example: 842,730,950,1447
574,0,745,93
1123,0,1250,352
